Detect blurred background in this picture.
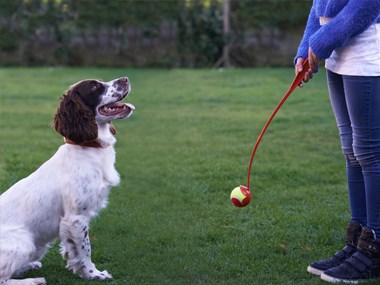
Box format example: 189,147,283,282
0,0,312,68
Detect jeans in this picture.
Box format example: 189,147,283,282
327,70,380,239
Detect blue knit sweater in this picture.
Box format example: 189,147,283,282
295,0,380,63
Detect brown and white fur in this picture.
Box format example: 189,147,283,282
0,77,134,285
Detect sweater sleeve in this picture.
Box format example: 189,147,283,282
294,2,320,65
310,0,380,59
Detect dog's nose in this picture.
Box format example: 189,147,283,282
117,77,129,85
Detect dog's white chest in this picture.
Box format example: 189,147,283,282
56,144,120,216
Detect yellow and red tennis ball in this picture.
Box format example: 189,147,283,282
230,185,251,207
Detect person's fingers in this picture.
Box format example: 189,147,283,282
295,58,304,75
295,58,305,86
303,70,314,83
308,53,316,74
308,47,320,73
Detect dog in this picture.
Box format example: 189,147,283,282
0,77,135,285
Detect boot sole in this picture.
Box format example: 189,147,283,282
307,265,324,276
320,272,360,284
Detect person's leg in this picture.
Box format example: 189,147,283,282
307,70,365,276
344,75,380,240
321,75,380,283
326,70,367,225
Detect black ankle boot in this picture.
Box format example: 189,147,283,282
307,221,362,276
321,227,380,283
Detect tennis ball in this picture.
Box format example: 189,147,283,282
230,185,251,207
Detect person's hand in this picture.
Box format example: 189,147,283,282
295,48,321,87
295,57,313,87
308,47,320,75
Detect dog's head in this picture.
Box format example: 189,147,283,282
52,77,135,145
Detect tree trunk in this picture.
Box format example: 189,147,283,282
223,0,231,67
214,0,231,68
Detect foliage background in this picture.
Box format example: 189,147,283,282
0,0,312,67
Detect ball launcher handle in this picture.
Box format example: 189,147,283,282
246,59,310,193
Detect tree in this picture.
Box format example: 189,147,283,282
214,0,231,67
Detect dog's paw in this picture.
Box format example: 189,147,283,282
21,277,47,285
29,261,43,271
91,270,112,280
34,277,47,285
79,268,112,280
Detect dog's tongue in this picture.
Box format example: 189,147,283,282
125,103,135,110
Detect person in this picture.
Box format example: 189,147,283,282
294,0,380,283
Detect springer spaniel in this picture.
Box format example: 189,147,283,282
0,77,135,285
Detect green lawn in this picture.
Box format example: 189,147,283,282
0,67,369,284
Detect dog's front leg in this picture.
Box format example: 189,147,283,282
59,215,112,280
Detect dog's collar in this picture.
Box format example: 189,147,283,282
64,138,103,148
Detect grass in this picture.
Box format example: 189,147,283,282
0,67,373,284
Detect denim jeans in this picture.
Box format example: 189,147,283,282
327,70,380,239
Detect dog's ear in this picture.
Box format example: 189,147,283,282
52,91,98,144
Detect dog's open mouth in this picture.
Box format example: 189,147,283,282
99,102,135,117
